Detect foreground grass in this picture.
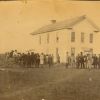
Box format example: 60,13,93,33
0,65,100,100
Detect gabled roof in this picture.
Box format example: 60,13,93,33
31,15,100,35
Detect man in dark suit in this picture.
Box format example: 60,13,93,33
80,52,85,69
98,54,100,69
93,54,98,69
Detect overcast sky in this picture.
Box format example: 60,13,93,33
0,0,100,53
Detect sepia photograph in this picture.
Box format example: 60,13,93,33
0,0,100,100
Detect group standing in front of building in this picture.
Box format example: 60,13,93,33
65,51,100,69
4,50,100,69
5,50,54,68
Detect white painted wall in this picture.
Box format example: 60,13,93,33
32,19,99,62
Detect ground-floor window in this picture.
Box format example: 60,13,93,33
71,47,75,55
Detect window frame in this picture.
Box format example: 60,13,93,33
71,32,75,42
47,33,49,44
81,32,85,43
90,33,93,43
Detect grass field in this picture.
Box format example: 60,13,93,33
0,64,100,100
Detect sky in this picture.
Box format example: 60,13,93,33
0,0,100,53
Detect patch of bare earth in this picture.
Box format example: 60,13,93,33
0,65,100,100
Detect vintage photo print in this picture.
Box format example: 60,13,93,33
0,0,100,100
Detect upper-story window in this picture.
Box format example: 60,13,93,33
81,32,85,43
47,33,49,44
71,32,75,42
90,33,93,43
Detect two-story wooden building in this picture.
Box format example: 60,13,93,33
31,15,100,62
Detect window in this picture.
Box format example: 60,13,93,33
81,32,84,43
90,33,93,43
71,32,75,42
39,35,41,44
47,33,49,43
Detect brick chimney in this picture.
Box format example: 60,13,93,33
51,20,56,24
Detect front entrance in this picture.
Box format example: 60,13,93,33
84,48,93,55
71,47,75,55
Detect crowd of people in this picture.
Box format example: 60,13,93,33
5,50,54,68
4,50,100,69
66,52,100,69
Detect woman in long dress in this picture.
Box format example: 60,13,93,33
40,53,44,68
87,54,93,69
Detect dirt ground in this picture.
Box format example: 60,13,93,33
0,64,100,100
